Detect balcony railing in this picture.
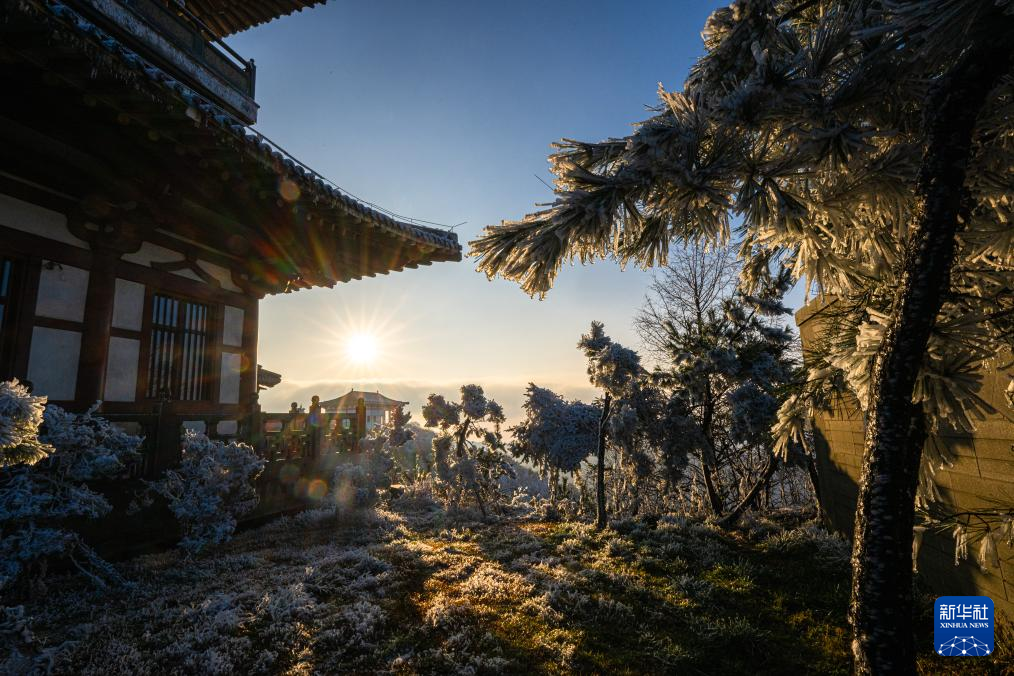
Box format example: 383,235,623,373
72,0,258,123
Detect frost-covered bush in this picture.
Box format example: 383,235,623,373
333,463,376,513
38,404,143,481
1,604,74,673
421,386,514,518
333,415,410,515
352,405,413,490
764,523,850,567
148,432,264,555
0,380,51,468
0,398,141,591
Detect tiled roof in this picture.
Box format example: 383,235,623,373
321,390,408,411
38,1,461,257
186,0,329,38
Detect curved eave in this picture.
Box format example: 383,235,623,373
186,0,329,38
12,0,461,294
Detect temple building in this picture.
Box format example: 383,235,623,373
321,389,409,432
0,0,460,476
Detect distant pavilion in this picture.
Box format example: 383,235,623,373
321,389,408,431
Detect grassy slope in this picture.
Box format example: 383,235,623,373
5,501,1010,675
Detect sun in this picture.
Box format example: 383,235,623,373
345,332,379,364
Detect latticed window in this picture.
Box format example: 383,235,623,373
146,293,212,401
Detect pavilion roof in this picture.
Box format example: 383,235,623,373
321,390,408,411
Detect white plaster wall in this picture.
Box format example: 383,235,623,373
222,305,244,347
112,421,143,436
219,352,242,404
35,263,88,323
121,242,184,267
119,242,203,284
198,260,243,293
172,268,205,284
27,327,81,401
0,193,89,249
121,243,241,292
216,420,238,437
182,420,207,434
111,278,145,331
103,336,140,402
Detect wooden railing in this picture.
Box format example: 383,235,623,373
97,399,370,522
100,404,241,479
69,0,258,122
75,400,372,554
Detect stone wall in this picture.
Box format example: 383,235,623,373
796,303,1014,618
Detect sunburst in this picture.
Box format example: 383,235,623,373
345,332,379,364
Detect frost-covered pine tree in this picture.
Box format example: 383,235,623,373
577,322,644,529
510,384,600,501
421,385,514,518
470,1,1014,669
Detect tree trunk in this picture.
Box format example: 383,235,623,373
700,380,725,516
849,29,1014,674
595,393,612,530
472,484,488,519
700,453,724,516
717,454,779,528
805,453,823,521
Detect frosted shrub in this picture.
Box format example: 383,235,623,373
421,385,515,518
0,399,141,591
0,380,50,467
511,383,598,480
149,431,264,555
332,405,414,516
358,405,413,484
764,523,850,567
1,604,74,673
333,443,399,515
39,404,142,480
333,463,374,512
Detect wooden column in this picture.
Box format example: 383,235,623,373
239,296,259,411
75,245,119,407
240,295,260,445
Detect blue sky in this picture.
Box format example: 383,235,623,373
229,1,768,420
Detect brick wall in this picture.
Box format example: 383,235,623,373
797,303,1014,617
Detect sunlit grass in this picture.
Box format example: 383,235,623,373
13,505,1006,675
